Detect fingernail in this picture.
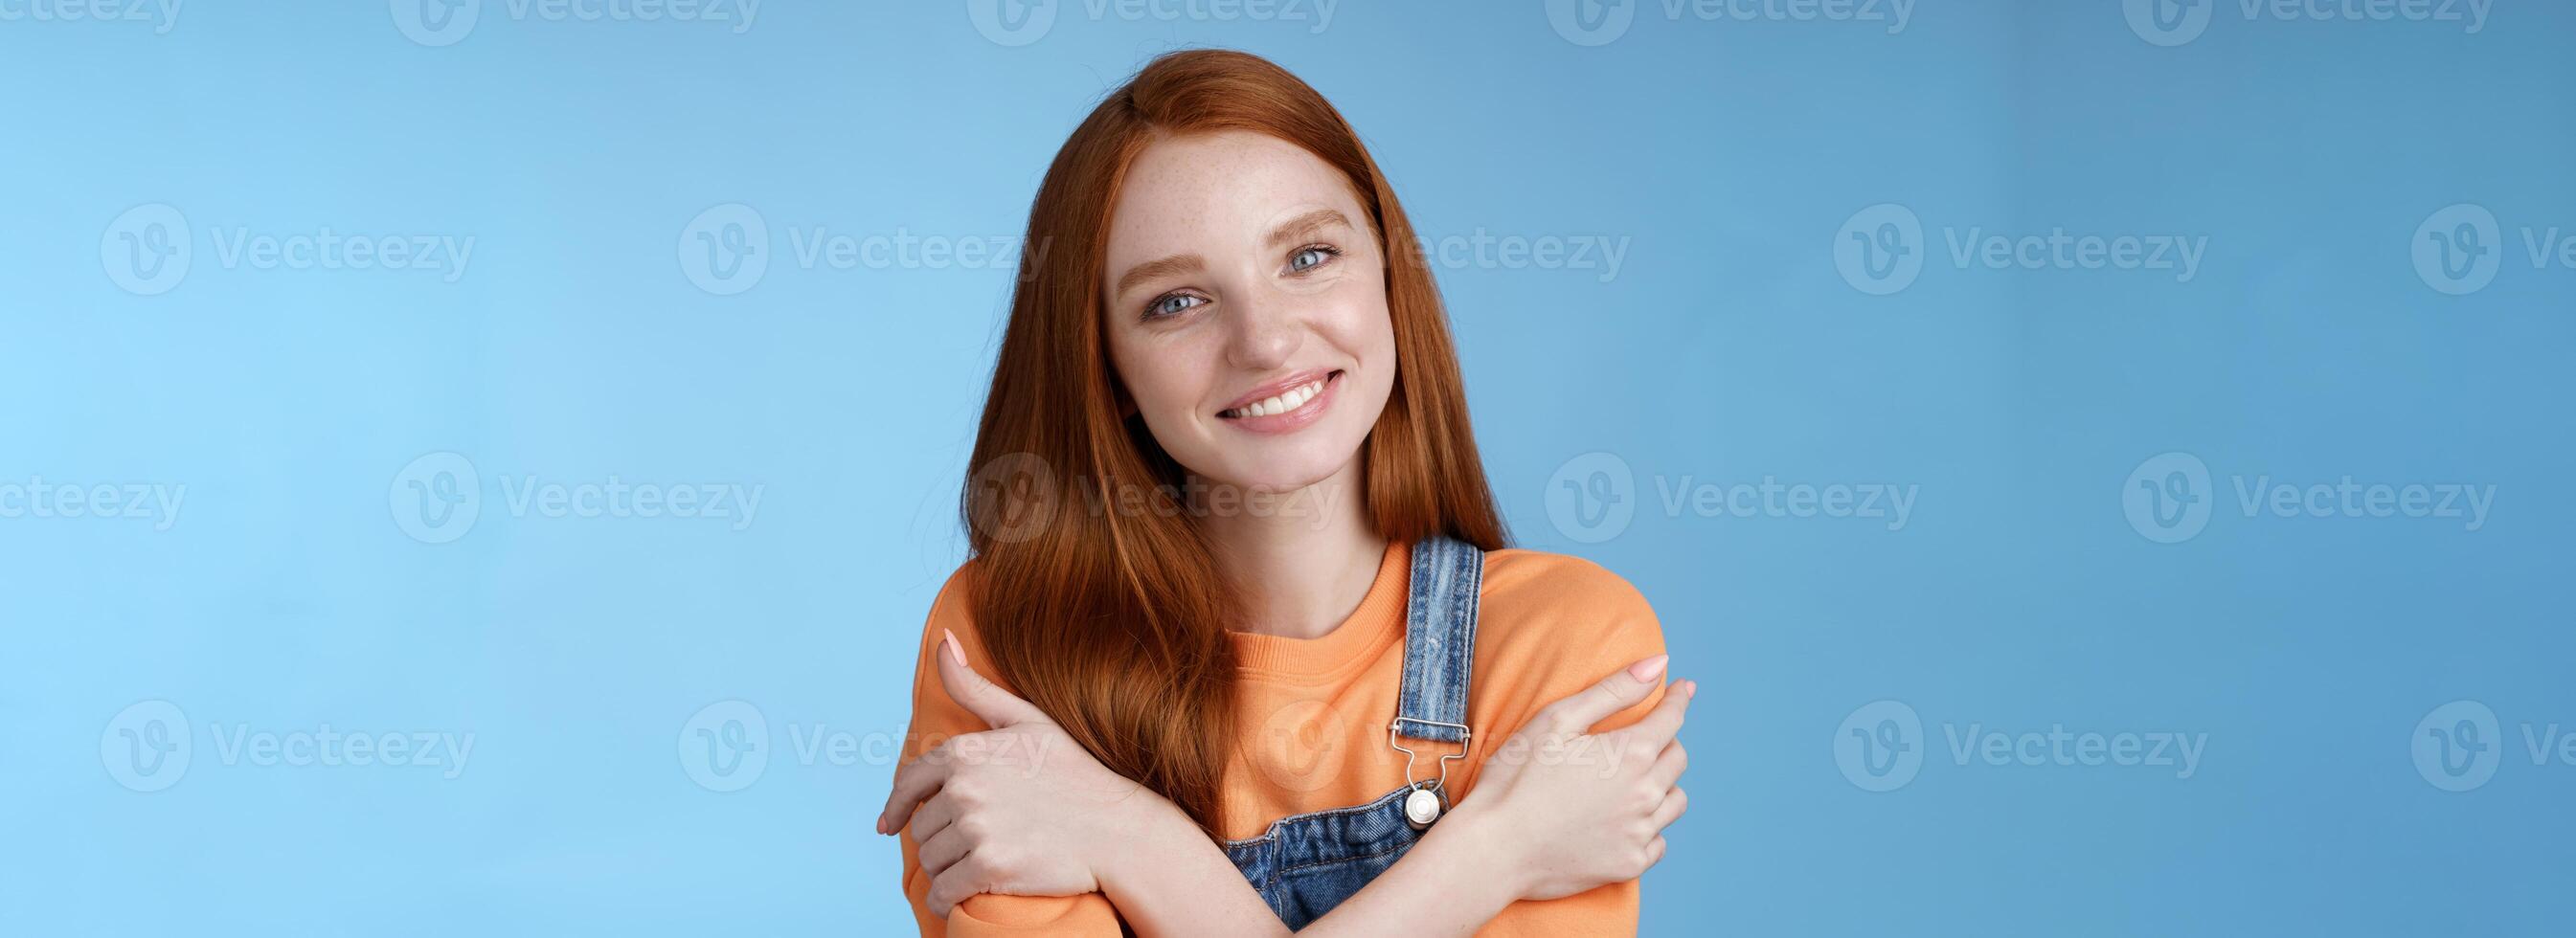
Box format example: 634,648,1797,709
942,628,966,667
1627,655,1669,681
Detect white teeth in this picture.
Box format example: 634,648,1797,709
1226,378,1327,418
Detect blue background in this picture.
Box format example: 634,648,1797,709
6,0,2570,933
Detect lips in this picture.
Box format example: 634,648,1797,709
1216,368,1344,435
1218,368,1341,418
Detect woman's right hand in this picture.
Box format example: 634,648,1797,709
1455,655,1692,902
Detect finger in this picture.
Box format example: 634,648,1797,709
918,821,972,879
1646,738,1687,791
938,627,1054,729
910,791,961,846
1620,677,1695,748
927,853,993,917
1543,655,1669,732
1650,785,1687,830
876,746,955,835
1643,835,1668,872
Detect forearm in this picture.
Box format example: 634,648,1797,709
1297,803,1525,936
1099,799,1525,937
1096,804,1291,938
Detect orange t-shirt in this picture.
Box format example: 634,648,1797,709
898,541,1669,935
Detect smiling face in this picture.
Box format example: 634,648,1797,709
1100,130,1396,495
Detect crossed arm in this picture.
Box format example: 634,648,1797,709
878,628,1693,936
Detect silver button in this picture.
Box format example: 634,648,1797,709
1403,787,1442,829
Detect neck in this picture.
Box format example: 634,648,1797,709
1201,459,1387,640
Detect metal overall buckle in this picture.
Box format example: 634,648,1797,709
1388,718,1470,831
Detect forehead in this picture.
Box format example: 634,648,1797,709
1105,130,1365,260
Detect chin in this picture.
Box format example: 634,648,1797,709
1210,448,1351,494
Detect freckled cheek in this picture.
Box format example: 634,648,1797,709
1311,296,1396,368
1116,334,1229,426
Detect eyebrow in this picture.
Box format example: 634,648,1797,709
1113,254,1205,299
1265,208,1354,250
1110,209,1358,299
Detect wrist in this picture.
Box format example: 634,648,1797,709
1418,799,1534,904
1098,789,1197,893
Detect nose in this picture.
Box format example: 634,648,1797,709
1222,285,1302,371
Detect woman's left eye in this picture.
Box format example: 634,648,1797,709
1288,245,1339,274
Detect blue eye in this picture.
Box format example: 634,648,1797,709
1145,293,1206,320
1289,245,1339,273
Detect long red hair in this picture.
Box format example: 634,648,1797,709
960,49,1506,831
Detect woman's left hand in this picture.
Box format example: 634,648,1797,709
877,629,1180,916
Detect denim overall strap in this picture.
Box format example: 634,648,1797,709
1391,534,1481,746
1220,535,1490,928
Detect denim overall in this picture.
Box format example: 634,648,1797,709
1223,535,1483,928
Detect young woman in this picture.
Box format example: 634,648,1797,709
875,50,1691,935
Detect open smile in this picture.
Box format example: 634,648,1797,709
1217,368,1344,434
